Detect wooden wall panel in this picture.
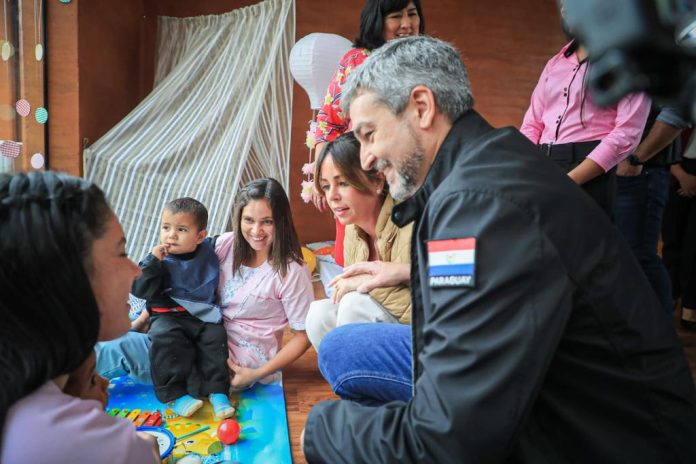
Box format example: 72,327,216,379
48,0,564,242
78,0,145,154
46,0,80,175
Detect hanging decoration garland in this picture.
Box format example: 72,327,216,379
34,0,43,62
1,140,21,158
1,0,13,62
30,152,45,169
300,113,317,203
15,99,30,117
35,107,48,124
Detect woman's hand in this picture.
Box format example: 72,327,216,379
136,431,160,462
311,141,328,212
227,360,260,390
567,158,604,185
311,184,328,212
331,274,372,304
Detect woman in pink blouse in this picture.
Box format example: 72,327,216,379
216,178,313,390
310,0,425,266
520,36,651,218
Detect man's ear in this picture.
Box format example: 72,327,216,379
375,171,386,193
410,85,437,130
197,228,208,244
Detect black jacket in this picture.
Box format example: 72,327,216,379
131,237,218,313
304,111,696,463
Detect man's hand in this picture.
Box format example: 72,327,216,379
677,171,696,197
151,244,170,260
672,164,696,198
616,159,643,177
329,261,410,294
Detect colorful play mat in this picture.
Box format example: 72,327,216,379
106,376,292,463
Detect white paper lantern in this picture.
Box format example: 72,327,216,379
290,33,353,109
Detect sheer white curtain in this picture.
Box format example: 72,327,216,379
84,0,295,260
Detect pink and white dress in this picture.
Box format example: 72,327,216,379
215,232,313,385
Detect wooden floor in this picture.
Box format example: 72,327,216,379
283,336,336,464
282,295,696,463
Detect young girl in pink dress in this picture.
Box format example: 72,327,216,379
215,178,313,390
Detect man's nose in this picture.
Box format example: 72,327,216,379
361,148,376,171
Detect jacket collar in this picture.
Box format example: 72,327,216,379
353,193,396,243
375,194,395,235
392,110,494,227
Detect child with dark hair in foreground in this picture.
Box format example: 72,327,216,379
132,197,234,419
63,351,109,409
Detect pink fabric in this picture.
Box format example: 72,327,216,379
520,42,651,172
313,47,370,144
1,381,157,464
215,233,313,381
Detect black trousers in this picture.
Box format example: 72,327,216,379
149,312,229,403
662,158,696,310
541,141,617,219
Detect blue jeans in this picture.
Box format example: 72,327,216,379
615,168,672,313
318,323,413,406
95,331,152,384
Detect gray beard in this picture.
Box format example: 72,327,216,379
384,145,425,201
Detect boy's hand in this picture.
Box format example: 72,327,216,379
151,244,170,260
130,310,150,333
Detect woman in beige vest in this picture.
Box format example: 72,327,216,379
305,132,412,350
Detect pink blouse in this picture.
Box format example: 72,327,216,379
215,233,313,383
520,42,651,172
2,381,157,464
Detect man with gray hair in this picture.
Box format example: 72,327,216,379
302,36,696,463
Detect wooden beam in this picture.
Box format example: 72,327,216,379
46,0,81,175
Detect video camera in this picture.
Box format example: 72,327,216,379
561,0,696,118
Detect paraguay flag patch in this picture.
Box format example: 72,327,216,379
427,238,476,288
